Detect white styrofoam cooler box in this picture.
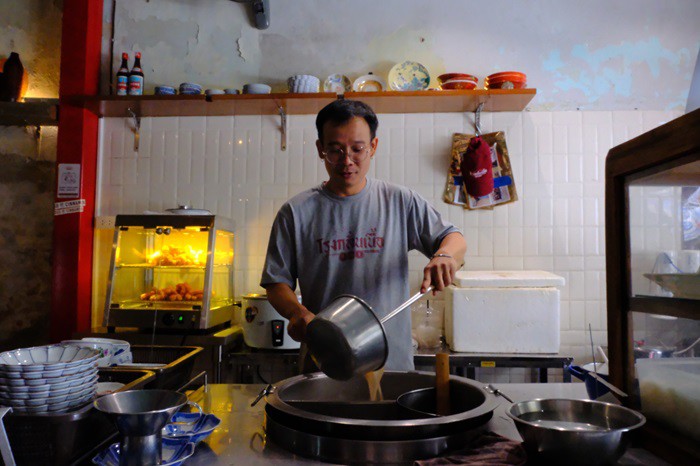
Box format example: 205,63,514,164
444,271,565,353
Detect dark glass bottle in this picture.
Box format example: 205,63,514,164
1,52,24,102
116,52,129,96
127,52,144,96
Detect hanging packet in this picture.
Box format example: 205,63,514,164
443,131,518,210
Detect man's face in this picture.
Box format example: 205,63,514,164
316,117,378,196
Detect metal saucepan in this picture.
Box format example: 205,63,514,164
306,287,432,380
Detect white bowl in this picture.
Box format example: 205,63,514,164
63,340,113,367
26,378,51,386
0,345,99,371
48,401,71,412
242,83,271,94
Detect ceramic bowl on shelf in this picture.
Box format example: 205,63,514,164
437,73,478,85
352,73,386,92
178,83,202,95
154,86,177,96
242,83,272,94
287,74,320,93
485,71,527,90
440,79,478,90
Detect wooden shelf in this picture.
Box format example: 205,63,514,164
78,89,536,118
0,98,59,126
346,89,536,113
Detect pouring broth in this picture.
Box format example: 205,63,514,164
364,368,385,401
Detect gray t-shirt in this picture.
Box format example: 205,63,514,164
260,177,460,372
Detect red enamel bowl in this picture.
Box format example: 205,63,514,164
437,73,478,85
441,80,478,90
487,71,526,81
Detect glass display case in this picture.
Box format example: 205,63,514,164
605,109,700,463
103,215,235,331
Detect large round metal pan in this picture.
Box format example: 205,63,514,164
263,371,498,441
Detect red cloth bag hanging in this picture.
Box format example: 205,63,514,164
460,136,494,198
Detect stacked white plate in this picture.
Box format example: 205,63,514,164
0,344,100,414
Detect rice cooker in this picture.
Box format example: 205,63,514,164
239,293,300,350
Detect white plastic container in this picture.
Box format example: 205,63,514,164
444,270,565,353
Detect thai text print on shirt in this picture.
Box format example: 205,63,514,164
316,227,385,261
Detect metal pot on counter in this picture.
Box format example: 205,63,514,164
236,293,300,350
260,371,498,464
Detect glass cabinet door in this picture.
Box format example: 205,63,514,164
628,159,700,300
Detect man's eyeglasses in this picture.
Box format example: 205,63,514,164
321,146,370,165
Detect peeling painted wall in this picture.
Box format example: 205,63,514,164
0,0,62,98
108,0,700,110
0,0,61,350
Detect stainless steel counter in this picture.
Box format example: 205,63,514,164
178,382,668,465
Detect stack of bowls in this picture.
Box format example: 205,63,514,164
484,71,527,89
179,83,203,95
287,75,320,93
437,73,479,90
0,344,100,414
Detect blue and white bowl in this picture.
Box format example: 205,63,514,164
163,411,221,444
0,345,99,371
155,85,177,95
92,438,195,466
179,82,202,95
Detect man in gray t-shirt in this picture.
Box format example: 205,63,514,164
260,100,466,374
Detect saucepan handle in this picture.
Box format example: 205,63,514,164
251,383,274,407
380,287,433,324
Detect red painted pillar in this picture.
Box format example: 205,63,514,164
50,0,104,341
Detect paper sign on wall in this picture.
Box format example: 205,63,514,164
54,199,86,216
57,163,81,198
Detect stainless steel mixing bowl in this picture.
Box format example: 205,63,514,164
507,398,646,466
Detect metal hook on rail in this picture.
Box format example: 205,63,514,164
127,107,141,152
474,102,484,137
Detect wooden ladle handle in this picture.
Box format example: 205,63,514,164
435,353,450,416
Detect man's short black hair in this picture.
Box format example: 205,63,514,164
315,99,379,142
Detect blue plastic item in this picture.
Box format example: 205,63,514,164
568,364,611,399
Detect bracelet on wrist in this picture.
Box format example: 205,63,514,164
431,253,452,260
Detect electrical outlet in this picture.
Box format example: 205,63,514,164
94,216,116,229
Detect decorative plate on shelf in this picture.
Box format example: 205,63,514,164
352,73,386,92
388,61,430,91
323,74,352,95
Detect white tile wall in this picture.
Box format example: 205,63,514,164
95,109,681,383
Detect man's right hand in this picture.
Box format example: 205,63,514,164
264,282,315,342
287,308,316,342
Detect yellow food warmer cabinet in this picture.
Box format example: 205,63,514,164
103,214,235,332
